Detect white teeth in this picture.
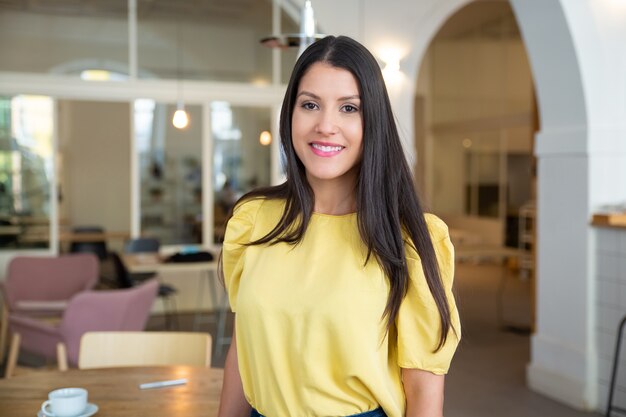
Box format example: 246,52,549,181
311,143,343,152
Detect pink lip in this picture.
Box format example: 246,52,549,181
309,142,344,158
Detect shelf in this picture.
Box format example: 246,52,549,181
591,213,626,228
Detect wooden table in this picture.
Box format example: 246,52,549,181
0,366,224,417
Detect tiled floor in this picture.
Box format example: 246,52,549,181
4,262,603,416
445,263,600,417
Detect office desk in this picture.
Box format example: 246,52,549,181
121,254,230,357
0,366,224,417
122,253,217,274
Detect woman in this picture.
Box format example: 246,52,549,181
218,36,460,417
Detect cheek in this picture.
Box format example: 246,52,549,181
347,122,363,146
291,112,309,141
290,116,307,160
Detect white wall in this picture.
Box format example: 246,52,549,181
58,100,131,237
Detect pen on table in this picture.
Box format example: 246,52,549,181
139,378,188,389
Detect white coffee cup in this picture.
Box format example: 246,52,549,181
41,387,88,417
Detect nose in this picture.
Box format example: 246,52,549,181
314,110,338,136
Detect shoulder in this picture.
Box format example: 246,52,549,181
423,213,450,243
405,213,451,261
231,197,263,220
230,197,285,226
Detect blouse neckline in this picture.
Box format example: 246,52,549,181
312,211,357,219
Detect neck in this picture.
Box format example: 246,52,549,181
307,175,357,216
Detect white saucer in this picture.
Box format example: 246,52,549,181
37,403,98,417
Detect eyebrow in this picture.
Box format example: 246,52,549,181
297,91,361,101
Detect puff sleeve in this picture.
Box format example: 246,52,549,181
396,214,461,375
222,200,257,312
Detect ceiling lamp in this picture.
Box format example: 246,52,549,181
172,21,190,130
259,130,272,146
260,0,325,56
172,103,190,129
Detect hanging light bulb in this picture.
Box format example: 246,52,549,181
172,20,189,130
259,130,272,146
172,102,189,129
260,0,325,55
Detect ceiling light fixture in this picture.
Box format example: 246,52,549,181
379,48,403,86
172,20,190,130
260,0,325,56
172,103,190,129
259,130,272,146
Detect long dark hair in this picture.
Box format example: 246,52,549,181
230,35,452,350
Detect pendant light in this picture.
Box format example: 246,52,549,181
172,102,189,129
260,0,324,56
172,20,189,129
259,130,272,146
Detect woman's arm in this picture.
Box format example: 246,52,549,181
218,324,251,417
402,368,445,417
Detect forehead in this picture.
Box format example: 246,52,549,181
297,62,360,95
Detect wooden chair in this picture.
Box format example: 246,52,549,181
78,331,212,369
4,280,158,378
0,254,99,362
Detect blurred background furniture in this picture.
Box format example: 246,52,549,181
124,237,162,282
78,331,212,369
0,219,20,247
69,226,109,260
111,237,179,329
0,253,99,362
4,279,158,377
120,252,227,362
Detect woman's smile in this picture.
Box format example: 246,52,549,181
309,141,346,157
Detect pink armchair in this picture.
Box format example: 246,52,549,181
5,279,158,377
0,254,99,361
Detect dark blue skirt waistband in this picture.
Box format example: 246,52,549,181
250,407,387,417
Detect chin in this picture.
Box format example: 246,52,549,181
306,170,352,183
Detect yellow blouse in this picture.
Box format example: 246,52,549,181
223,198,460,417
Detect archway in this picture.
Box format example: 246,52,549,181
407,0,592,410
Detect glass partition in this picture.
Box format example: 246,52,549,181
137,2,274,83
136,101,203,245
0,95,54,249
0,1,300,81
0,6,128,76
137,2,299,83
212,103,272,242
